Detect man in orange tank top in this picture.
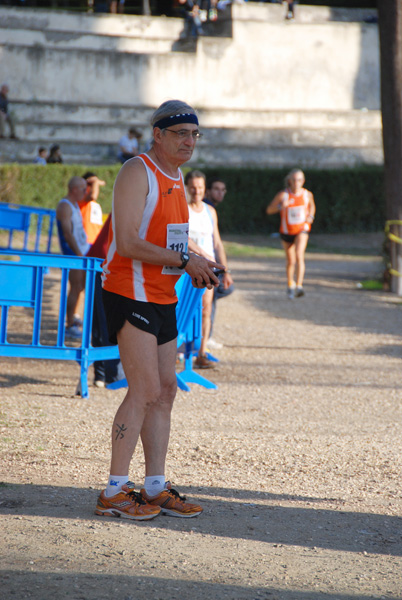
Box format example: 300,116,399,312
266,168,316,299
95,100,224,521
78,172,105,245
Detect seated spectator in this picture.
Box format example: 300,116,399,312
266,0,295,19
185,169,234,368
47,144,63,164
109,0,124,13
178,0,204,38
56,176,90,340
0,83,17,139
118,127,142,163
285,1,295,19
78,172,105,244
34,147,48,165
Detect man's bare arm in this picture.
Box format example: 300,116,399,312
56,202,83,256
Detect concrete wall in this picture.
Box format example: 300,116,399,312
0,5,380,111
0,5,381,167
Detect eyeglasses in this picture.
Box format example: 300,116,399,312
164,128,203,140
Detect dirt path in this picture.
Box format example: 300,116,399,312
1,240,402,600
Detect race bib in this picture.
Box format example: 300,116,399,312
90,202,103,225
287,205,305,225
162,223,189,275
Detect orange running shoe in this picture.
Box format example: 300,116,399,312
140,483,203,518
95,482,161,521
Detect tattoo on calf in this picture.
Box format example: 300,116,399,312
115,423,128,441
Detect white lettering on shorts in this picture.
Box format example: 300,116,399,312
132,311,150,325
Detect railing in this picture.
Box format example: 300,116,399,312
0,252,216,397
0,203,56,254
0,251,119,398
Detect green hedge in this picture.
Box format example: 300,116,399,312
200,166,385,234
0,164,120,216
0,163,385,235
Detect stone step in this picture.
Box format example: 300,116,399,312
0,6,184,39
232,4,377,25
207,126,382,149
1,7,379,112
0,5,231,50
1,4,377,37
13,120,382,149
0,5,380,169
0,139,116,166
207,144,383,168
12,101,381,130
0,27,179,55
0,137,383,168
11,101,152,126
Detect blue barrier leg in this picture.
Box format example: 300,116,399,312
176,373,191,392
177,369,217,390
107,377,128,390
106,374,215,391
177,340,217,390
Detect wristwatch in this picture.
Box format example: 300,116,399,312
178,252,190,270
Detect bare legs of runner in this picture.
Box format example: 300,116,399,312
110,320,177,477
282,232,309,289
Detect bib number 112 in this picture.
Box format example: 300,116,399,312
162,223,189,275
169,242,185,252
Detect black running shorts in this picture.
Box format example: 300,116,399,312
102,289,178,346
280,231,309,246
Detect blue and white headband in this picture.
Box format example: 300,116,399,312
153,113,199,130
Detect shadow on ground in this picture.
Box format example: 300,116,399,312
1,483,401,557
0,569,389,600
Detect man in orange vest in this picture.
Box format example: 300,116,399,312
95,100,224,522
78,172,105,245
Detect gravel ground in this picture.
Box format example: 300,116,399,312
1,236,402,600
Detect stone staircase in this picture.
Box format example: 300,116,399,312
0,4,382,167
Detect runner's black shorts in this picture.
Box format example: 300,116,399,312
102,289,178,346
280,231,309,246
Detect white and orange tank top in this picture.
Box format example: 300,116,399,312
102,153,189,304
280,188,311,235
57,198,90,256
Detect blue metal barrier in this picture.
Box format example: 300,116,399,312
0,251,119,398
175,273,217,391
107,273,217,392
0,254,216,397
0,204,56,253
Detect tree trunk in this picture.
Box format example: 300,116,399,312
378,0,402,295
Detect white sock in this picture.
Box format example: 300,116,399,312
144,475,166,497
105,475,129,497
